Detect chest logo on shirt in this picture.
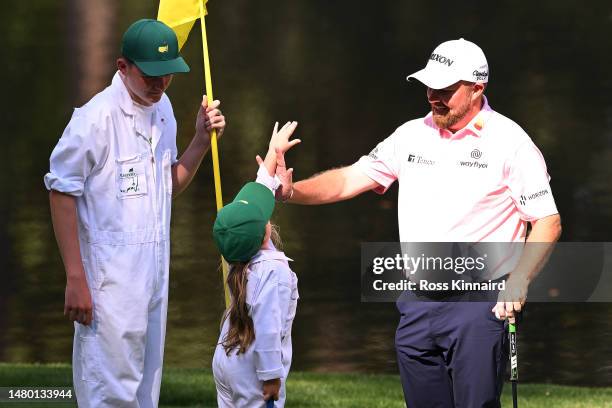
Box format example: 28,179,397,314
408,153,436,166
119,168,141,193
458,149,488,169
116,161,148,199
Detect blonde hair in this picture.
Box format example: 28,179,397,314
270,223,283,250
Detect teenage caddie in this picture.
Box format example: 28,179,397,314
273,38,561,407
44,19,225,407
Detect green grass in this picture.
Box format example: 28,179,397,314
0,363,611,407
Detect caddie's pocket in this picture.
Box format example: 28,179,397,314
162,149,173,195
78,335,102,382
116,154,148,199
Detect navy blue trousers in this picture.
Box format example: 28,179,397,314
395,292,508,408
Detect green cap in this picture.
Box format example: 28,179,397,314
213,182,275,263
120,19,190,76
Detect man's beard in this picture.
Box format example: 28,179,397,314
432,99,471,129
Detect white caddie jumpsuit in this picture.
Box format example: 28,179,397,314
212,249,299,408
44,72,177,408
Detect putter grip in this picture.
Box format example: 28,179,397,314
266,398,275,408
509,322,518,381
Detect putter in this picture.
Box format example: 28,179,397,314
509,317,518,408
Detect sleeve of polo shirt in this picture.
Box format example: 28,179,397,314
355,132,400,194
250,267,284,381
507,140,559,221
44,109,109,196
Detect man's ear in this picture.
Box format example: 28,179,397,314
117,57,129,75
473,82,486,101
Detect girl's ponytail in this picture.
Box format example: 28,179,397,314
221,262,255,355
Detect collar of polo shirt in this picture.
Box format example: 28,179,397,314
426,95,494,140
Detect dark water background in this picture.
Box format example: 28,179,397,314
1,0,612,386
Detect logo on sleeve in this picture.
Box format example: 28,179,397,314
519,190,550,206
368,147,379,160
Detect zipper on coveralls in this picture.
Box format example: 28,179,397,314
148,136,162,294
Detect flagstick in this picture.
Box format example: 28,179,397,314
199,0,230,308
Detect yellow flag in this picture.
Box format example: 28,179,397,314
157,0,208,50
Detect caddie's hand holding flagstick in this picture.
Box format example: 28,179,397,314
195,97,224,141
171,96,225,197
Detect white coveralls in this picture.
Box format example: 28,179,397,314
44,72,177,407
212,248,299,408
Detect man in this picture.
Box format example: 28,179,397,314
275,39,561,407
44,19,225,407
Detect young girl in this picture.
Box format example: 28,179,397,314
212,122,300,407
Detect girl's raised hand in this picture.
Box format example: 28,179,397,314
268,121,300,155
255,121,300,188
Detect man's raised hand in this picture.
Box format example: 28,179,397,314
274,148,294,202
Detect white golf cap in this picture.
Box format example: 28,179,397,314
407,38,489,89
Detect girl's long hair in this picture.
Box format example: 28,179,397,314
220,224,283,355
221,261,254,355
